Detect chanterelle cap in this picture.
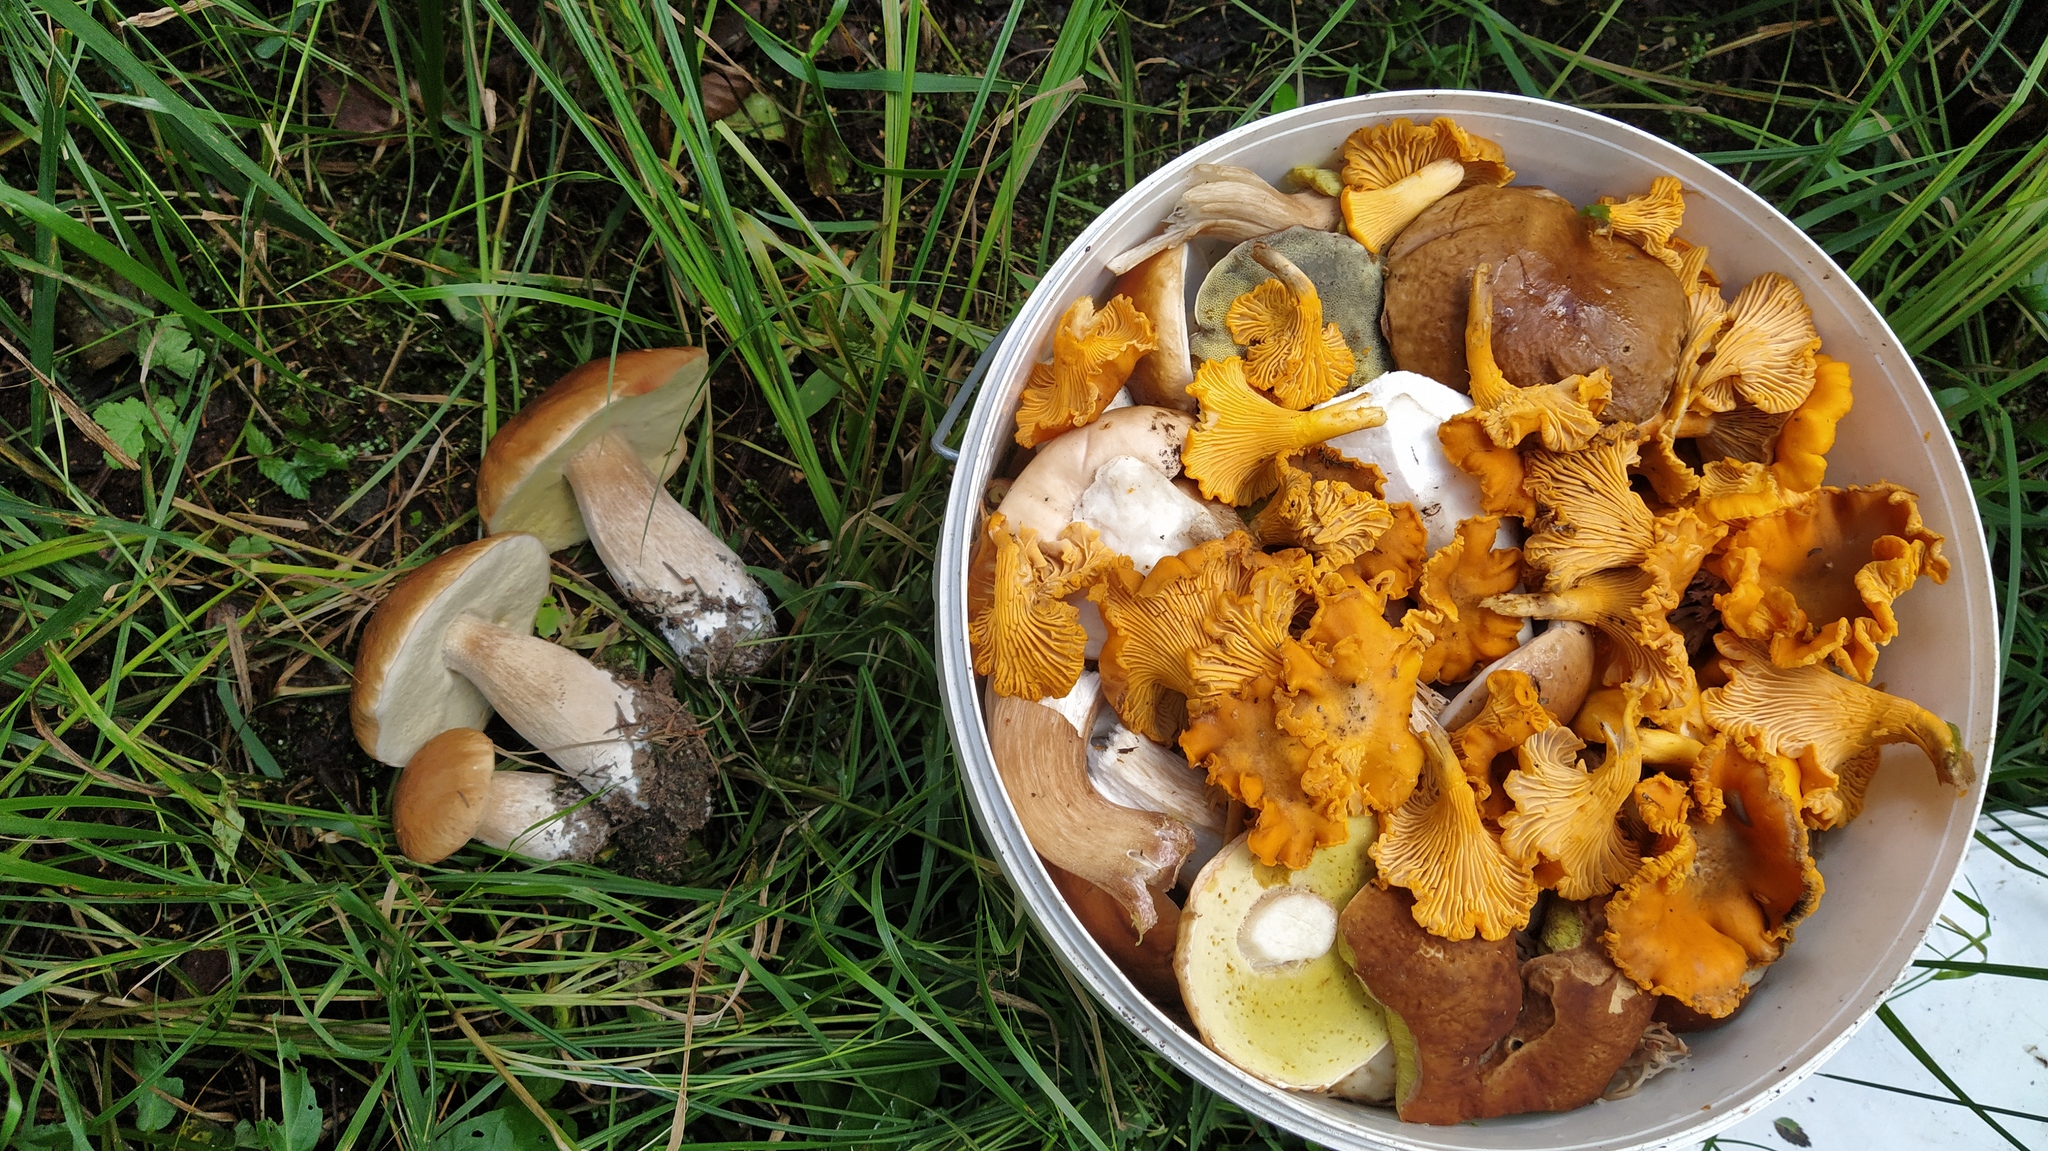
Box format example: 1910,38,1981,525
350,533,550,766
391,728,497,863
477,348,709,550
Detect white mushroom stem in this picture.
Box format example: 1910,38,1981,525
474,773,611,861
561,431,776,676
1075,456,1230,575
1088,720,1227,875
987,692,1193,935
441,615,650,808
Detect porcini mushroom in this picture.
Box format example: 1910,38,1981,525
995,405,1196,539
1338,116,1513,254
1181,356,1387,505
391,728,611,864
1225,243,1357,408
1176,814,1390,1091
1383,184,1688,424
1013,294,1157,448
476,349,776,676
352,533,716,833
986,691,1193,938
1106,164,1341,276
1073,455,1236,575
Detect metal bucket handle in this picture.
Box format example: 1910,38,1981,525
930,321,1012,464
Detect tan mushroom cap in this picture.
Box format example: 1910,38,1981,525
477,348,709,550
350,533,549,767
391,728,497,863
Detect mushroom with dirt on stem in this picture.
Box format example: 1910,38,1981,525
391,728,611,864
351,533,716,836
475,348,777,677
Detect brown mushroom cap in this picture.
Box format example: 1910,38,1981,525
391,728,497,862
1383,185,1687,425
1114,245,1196,412
351,533,549,767
477,348,709,550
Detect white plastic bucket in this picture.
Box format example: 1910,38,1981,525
934,90,1997,1151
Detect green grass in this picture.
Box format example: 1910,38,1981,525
0,1,2042,1148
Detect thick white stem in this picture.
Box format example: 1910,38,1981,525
564,432,776,676
475,772,611,861
442,616,646,807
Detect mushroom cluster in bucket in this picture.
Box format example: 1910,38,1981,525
352,349,778,871
968,116,1971,1125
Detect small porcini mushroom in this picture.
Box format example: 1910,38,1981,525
1463,266,1611,452
1094,533,1265,740
1013,295,1157,449
475,349,776,677
1583,176,1688,275
1702,633,1974,806
1326,369,1496,552
1278,573,1438,815
1176,815,1390,1091
1684,273,1821,415
1180,356,1386,505
1226,243,1357,408
1710,483,1946,682
1105,164,1341,276
351,534,715,832
1248,449,1394,565
996,404,1195,540
1439,621,1596,730
968,514,1119,701
1340,883,1523,1125
1112,245,1196,410
1383,184,1688,424
986,692,1193,938
391,729,611,864
1370,717,1539,941
1338,117,1513,254
1416,515,1525,685
1499,704,1644,900
1089,719,1230,877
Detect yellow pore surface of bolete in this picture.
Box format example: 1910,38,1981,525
1249,449,1393,566
475,348,776,676
969,514,1120,702
1338,116,1513,254
1500,711,1643,900
1710,483,1948,683
352,534,716,832
1463,266,1612,452
1604,736,1821,1017
1384,184,1687,424
1014,295,1157,449
1683,273,1821,415
1416,515,1525,685
1371,719,1539,942
391,729,611,864
1225,244,1357,409
1702,633,1974,828
1094,533,1265,741
986,692,1193,938
1175,814,1389,1091
1181,356,1386,505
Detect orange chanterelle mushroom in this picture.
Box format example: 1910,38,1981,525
1370,716,1538,942
1014,295,1156,448
1711,483,1947,682
1416,515,1525,685
1338,117,1513,253
1225,243,1357,409
1250,448,1394,566
1092,533,1267,742
1181,356,1386,505
1583,176,1688,276
968,514,1119,701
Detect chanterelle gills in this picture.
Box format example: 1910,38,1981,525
1189,226,1391,398
1337,116,1513,254
1013,294,1157,449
